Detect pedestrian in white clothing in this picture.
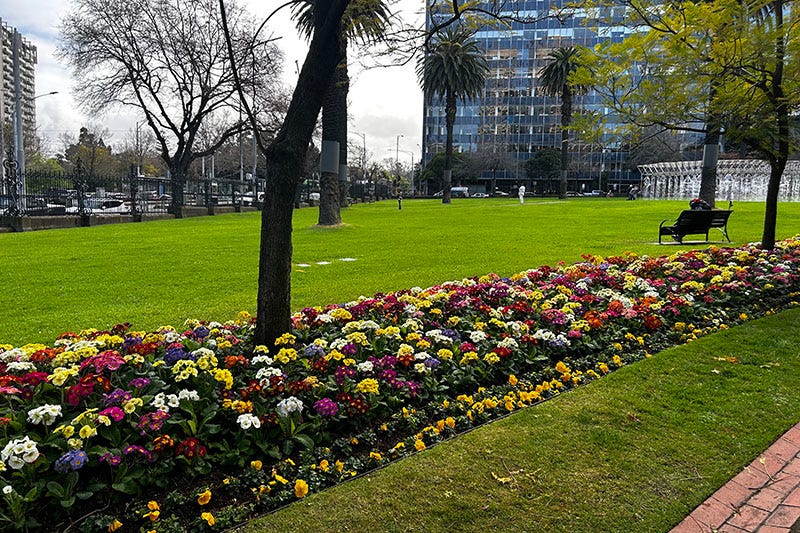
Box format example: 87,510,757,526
518,184,526,204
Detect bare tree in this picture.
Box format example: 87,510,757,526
59,0,283,215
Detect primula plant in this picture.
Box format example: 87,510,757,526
1,238,800,531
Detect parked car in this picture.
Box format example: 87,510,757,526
494,190,510,197
66,198,131,215
472,192,489,198
583,189,605,197
566,191,583,197
433,187,470,198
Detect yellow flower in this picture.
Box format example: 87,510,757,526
508,374,518,386
107,519,123,532
318,459,330,472
335,460,344,472
414,439,426,451
147,501,160,511
370,451,383,461
444,417,456,429
295,478,309,498
201,512,215,526
250,460,263,471
79,425,97,439
197,489,211,506
355,378,379,395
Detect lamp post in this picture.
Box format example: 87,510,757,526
352,131,366,182
395,134,404,173
397,149,414,197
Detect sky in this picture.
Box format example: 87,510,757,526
3,0,424,167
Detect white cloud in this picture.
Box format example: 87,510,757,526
4,0,423,161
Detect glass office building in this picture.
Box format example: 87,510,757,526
421,1,642,195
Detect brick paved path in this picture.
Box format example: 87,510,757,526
671,423,800,532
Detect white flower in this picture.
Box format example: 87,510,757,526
414,362,428,374
329,338,348,351
356,361,374,373
1,437,39,470
469,331,488,343
414,351,429,361
2,485,12,495
27,404,62,426
178,389,199,401
236,413,261,430
276,396,304,418
497,337,519,350
6,361,36,373
0,348,26,363
167,394,180,408
251,355,274,366
151,393,169,412
255,367,282,385
163,331,180,343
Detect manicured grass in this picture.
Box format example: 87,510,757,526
1,198,798,345
238,308,800,533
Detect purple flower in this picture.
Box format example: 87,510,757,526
54,449,88,473
424,357,441,369
128,377,151,389
102,389,132,407
99,453,122,466
341,343,358,356
313,398,339,417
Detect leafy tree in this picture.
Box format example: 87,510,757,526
524,148,561,193
292,0,392,226
61,127,117,176
538,46,591,200
417,26,488,204
419,151,467,194
588,0,798,248
59,0,282,215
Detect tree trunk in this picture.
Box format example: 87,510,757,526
760,0,788,251
255,174,296,344
443,94,456,204
761,158,784,250
254,0,348,346
699,83,721,208
338,43,350,209
559,88,572,199
318,49,348,226
168,157,191,217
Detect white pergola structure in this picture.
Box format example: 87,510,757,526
638,159,800,202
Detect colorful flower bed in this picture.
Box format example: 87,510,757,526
1,238,799,532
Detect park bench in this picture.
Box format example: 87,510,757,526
658,209,732,244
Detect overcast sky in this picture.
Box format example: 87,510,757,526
3,0,424,167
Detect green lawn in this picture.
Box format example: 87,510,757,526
1,198,798,345
239,307,800,533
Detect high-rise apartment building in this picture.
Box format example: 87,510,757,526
0,18,38,164
421,1,639,195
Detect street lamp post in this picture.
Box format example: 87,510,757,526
396,149,414,197
352,131,366,182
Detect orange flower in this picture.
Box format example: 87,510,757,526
197,489,212,506
295,478,309,499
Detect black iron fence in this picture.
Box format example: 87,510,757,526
0,165,322,219
1,159,397,224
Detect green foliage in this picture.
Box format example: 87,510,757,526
524,148,561,180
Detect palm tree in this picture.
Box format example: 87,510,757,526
417,27,488,204
538,46,590,199
292,0,391,225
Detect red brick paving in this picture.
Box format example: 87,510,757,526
670,423,800,532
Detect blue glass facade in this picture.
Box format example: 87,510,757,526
422,1,641,194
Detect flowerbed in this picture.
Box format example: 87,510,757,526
1,238,800,532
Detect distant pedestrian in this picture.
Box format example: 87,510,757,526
518,184,526,204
